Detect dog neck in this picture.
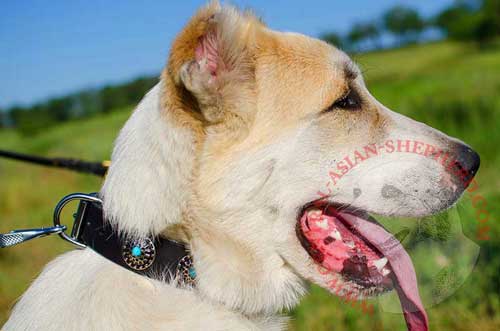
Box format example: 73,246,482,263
182,204,305,316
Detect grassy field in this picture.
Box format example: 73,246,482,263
1,41,499,330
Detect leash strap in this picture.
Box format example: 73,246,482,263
0,149,108,177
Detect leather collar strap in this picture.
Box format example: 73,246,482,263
72,197,195,286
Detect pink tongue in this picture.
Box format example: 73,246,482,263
339,212,429,331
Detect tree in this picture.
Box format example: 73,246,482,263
348,22,381,51
124,76,159,104
435,3,478,40
73,90,101,117
8,106,25,128
320,32,345,49
435,0,500,46
100,86,129,113
47,96,73,122
347,25,364,51
383,6,425,45
475,0,500,45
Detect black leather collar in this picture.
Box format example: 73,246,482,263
73,196,195,286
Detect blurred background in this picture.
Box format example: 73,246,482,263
0,0,499,330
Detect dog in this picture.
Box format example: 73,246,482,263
4,2,479,330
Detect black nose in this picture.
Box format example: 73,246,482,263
454,144,480,183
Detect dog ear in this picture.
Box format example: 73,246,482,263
100,3,262,238
173,4,259,123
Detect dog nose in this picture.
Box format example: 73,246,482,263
454,144,480,183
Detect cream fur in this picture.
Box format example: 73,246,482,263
100,82,196,237
5,250,287,331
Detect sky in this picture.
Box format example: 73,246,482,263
0,0,453,109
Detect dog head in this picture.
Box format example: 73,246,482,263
101,2,480,326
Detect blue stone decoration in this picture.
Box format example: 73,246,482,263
188,267,197,279
122,238,156,271
131,246,142,257
176,255,196,286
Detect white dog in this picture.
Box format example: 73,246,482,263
4,2,479,330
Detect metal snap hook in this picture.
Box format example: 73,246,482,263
0,225,67,248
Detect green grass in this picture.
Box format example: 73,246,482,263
1,41,499,329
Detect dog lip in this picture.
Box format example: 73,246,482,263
295,217,325,264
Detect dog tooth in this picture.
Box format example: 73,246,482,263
307,209,322,218
373,257,388,271
345,240,355,248
330,229,342,241
316,219,329,229
382,267,391,276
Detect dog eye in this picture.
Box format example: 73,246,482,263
324,89,361,113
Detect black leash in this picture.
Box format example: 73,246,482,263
0,149,109,177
